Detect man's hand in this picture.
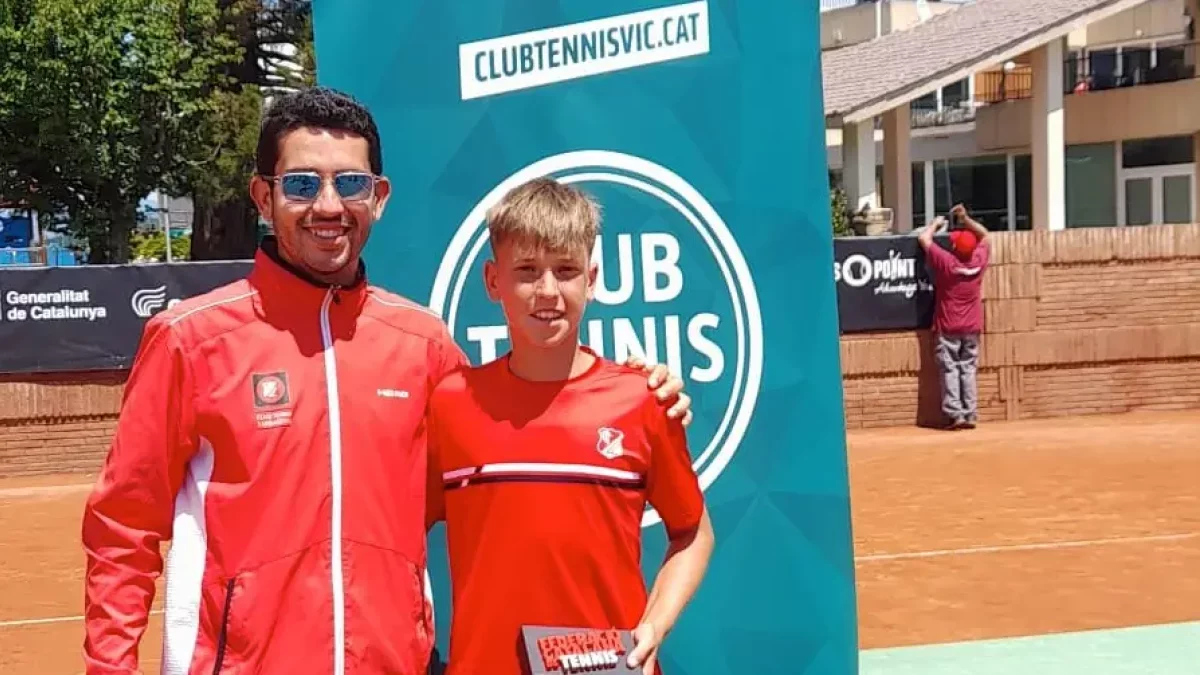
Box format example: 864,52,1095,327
917,215,946,250
951,203,990,239
620,355,694,427
626,622,662,674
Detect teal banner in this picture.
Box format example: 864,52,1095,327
313,2,857,673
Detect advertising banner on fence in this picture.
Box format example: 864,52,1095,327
314,2,858,674
0,262,250,373
833,235,937,333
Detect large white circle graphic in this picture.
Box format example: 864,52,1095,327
430,150,763,527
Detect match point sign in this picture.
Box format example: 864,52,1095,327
314,2,858,673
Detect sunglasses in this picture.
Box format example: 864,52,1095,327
265,171,377,202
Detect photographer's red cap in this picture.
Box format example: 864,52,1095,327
950,229,978,258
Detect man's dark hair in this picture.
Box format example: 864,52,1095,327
255,87,383,176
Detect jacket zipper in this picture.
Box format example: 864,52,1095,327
212,577,236,674
320,288,347,675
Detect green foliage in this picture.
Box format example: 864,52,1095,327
183,86,264,205
187,0,314,260
132,230,191,262
1,0,316,262
831,186,852,237
0,0,239,262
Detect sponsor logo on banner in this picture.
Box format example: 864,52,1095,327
130,284,186,318
130,285,168,317
458,1,709,100
430,150,763,527
834,247,931,299
2,288,108,322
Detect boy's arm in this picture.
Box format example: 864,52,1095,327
631,507,714,671
82,317,197,673
629,398,715,673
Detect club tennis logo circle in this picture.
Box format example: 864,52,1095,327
430,150,763,527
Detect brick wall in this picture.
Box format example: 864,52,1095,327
842,224,1200,429
0,371,125,477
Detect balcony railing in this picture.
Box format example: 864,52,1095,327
974,42,1197,105
1066,42,1197,93
911,103,977,128
820,0,867,11
975,69,1033,105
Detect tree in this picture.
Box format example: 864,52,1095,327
182,85,265,259
0,0,238,263
831,187,852,237
187,0,314,260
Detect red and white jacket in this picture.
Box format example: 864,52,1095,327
81,240,465,674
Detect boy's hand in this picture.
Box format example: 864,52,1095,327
620,356,694,427
627,622,662,674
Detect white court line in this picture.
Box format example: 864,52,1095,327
2,534,1195,628
0,482,93,499
857,532,1199,562
0,609,163,629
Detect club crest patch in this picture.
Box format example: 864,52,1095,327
252,372,290,408
596,427,625,460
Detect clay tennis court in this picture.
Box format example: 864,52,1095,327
1,410,1197,673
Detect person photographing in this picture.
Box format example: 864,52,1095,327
918,204,991,430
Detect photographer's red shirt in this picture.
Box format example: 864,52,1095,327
426,350,704,675
926,239,990,334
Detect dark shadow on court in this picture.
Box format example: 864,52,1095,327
915,329,946,429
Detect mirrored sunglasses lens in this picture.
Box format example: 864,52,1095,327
335,174,372,199
280,174,321,200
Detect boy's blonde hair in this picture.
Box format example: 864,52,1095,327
486,177,600,257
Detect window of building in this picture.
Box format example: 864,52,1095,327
941,79,970,110
911,92,938,113
1065,143,1118,228
932,155,1008,231
912,162,925,224
1014,154,1032,231
1155,42,1196,82
1120,136,1195,226
1086,48,1119,88
909,78,975,127
1122,135,1196,168
1121,46,1153,84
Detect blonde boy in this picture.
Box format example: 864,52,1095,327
426,178,715,675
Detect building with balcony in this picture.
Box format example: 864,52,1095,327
823,0,1200,232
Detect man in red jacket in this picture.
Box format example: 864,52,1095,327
80,87,690,675
918,204,991,430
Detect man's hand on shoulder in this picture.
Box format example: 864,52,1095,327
620,355,694,427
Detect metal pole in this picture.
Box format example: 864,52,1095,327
161,192,173,263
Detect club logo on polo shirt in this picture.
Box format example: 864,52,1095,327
252,371,293,429
596,427,625,460
431,150,764,529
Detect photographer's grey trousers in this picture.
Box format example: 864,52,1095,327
935,332,980,423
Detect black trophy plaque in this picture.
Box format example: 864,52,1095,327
520,626,641,674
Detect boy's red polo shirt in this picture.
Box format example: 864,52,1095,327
427,351,704,675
